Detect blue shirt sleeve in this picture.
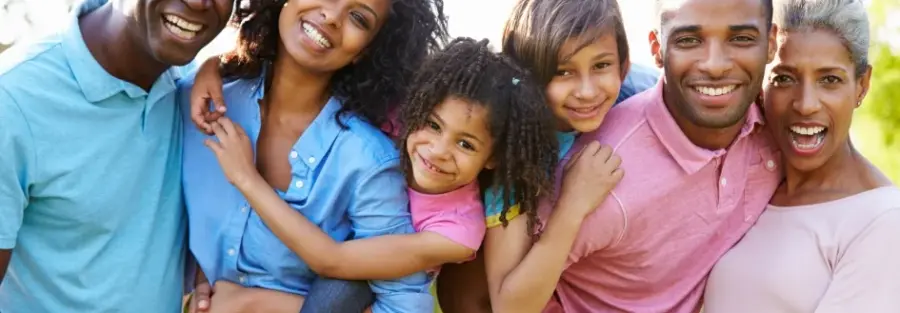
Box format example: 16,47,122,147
348,157,434,313
0,88,33,249
615,63,660,104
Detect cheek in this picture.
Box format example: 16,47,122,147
596,72,623,100
546,82,569,111
341,28,376,55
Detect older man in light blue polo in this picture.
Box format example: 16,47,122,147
0,0,234,312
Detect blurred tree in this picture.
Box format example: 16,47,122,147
855,0,900,183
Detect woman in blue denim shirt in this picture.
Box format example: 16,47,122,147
178,0,448,312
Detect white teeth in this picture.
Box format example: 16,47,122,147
302,23,333,49
164,22,197,40
163,14,202,32
790,126,826,135
694,85,737,96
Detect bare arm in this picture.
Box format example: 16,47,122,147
0,249,10,282
237,174,473,279
484,202,586,313
485,142,624,313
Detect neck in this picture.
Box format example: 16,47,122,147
663,86,746,151
782,141,873,196
265,44,333,116
79,3,169,91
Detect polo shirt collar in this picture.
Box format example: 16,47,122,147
645,78,765,174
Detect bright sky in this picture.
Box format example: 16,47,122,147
2,0,891,61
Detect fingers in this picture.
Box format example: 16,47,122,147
217,117,237,136
191,96,213,134
194,283,212,312
204,139,223,156
565,141,599,171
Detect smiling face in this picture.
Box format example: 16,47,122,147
652,0,776,129
127,0,234,66
406,97,495,194
278,0,390,73
764,29,871,172
546,34,627,132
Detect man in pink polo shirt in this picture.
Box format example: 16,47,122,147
541,0,782,312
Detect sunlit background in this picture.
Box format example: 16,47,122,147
1,0,897,182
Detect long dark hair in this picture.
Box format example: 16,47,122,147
220,0,449,128
398,38,559,234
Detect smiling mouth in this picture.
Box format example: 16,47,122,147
162,14,203,40
789,125,828,152
693,85,738,96
417,152,450,175
302,22,333,49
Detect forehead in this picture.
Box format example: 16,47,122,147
660,0,766,33
558,33,619,63
774,30,854,70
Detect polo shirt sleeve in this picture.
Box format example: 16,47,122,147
484,186,522,228
347,158,434,313
0,88,34,249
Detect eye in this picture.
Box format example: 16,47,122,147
350,11,371,29
555,69,573,77
675,37,701,48
770,74,794,87
457,140,476,151
593,62,612,70
426,120,440,132
820,75,843,85
731,35,756,43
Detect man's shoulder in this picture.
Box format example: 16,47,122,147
581,94,656,150
0,34,69,87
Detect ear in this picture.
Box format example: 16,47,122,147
855,65,873,109
766,23,779,64
649,30,664,69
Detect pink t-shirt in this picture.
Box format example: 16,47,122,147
540,80,782,313
408,182,486,257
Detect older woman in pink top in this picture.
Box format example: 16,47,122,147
704,0,900,312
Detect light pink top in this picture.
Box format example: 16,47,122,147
408,182,486,254
704,186,900,313
540,80,782,313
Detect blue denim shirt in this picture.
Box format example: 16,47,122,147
179,72,432,313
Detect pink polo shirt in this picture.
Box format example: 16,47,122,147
540,80,782,313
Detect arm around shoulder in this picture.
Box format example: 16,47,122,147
814,208,900,313
347,159,434,313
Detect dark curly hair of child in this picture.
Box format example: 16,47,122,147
398,37,559,235
219,0,449,128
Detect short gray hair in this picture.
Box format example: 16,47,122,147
775,0,870,77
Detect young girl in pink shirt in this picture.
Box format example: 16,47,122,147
189,37,559,313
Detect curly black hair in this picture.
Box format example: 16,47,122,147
219,0,448,128
397,38,559,235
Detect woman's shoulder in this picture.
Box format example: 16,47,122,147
334,112,401,166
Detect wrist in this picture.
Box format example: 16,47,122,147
553,196,591,221
233,172,265,192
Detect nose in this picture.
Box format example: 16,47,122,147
320,3,344,29
429,138,452,159
792,81,822,116
182,0,212,11
698,41,734,79
574,75,599,100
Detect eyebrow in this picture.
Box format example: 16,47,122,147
429,113,486,145
359,4,379,19
669,24,761,35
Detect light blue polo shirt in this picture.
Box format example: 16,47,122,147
0,1,189,312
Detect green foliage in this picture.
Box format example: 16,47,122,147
854,0,900,183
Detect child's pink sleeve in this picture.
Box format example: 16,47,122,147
408,182,486,252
